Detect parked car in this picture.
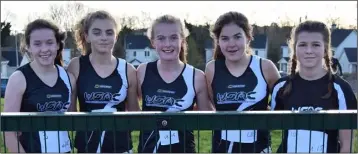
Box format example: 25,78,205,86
1,78,8,98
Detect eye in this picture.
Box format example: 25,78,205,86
170,35,178,40
157,36,165,41
106,30,114,36
220,37,229,41
92,30,101,36
298,43,306,47
234,35,241,39
312,43,320,47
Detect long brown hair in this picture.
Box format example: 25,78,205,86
281,20,333,99
75,10,117,55
22,19,66,66
146,14,189,63
211,11,253,60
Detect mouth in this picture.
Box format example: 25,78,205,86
227,50,238,53
162,49,174,53
39,54,51,59
304,57,315,59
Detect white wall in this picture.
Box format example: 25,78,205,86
62,49,71,67
205,48,213,64
336,31,357,58
126,48,158,65
1,61,9,78
339,51,351,74
281,46,290,58
252,48,266,59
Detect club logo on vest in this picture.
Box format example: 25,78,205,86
37,101,70,112
145,95,184,109
84,92,122,103
292,106,323,112
217,91,257,104
94,84,112,89
46,94,62,98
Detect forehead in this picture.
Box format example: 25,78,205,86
296,32,324,42
153,23,180,36
220,22,244,36
30,28,56,41
89,19,116,30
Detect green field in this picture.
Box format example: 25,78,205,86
0,98,357,153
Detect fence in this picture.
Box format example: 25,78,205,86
1,110,357,153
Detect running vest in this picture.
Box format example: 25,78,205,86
17,63,72,153
211,55,271,153
271,73,357,153
138,61,196,153
74,55,132,153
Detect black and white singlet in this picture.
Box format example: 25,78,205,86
211,55,271,153
137,61,197,153
271,73,357,153
17,63,72,153
74,55,132,153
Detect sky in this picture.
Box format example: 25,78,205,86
1,1,357,32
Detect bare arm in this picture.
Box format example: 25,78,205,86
125,63,140,111
204,61,215,106
195,68,215,111
67,72,77,112
261,58,281,92
3,71,27,153
339,130,354,153
136,63,147,110
66,57,80,112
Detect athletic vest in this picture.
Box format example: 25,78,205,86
18,63,72,153
211,55,270,153
74,55,132,153
138,61,196,153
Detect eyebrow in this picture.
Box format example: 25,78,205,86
220,32,242,37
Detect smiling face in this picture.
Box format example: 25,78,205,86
85,19,117,54
218,22,249,62
27,28,59,66
295,32,325,69
151,23,183,62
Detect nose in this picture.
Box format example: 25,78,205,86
163,38,171,47
228,38,236,47
305,46,313,54
100,33,108,41
40,44,51,52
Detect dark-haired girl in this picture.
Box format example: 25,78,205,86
4,19,76,153
270,20,357,153
205,11,280,153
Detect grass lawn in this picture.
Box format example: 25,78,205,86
0,98,357,153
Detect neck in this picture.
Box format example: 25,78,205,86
225,54,250,69
158,59,183,72
298,63,327,80
90,51,113,65
30,61,56,74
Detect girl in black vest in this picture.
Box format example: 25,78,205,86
136,14,215,153
4,19,76,153
205,11,280,153
67,10,140,153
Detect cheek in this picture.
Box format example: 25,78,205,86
218,41,226,51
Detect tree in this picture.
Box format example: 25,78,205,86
46,2,91,31
186,36,203,69
1,22,12,47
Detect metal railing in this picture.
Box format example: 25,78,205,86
1,110,357,153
